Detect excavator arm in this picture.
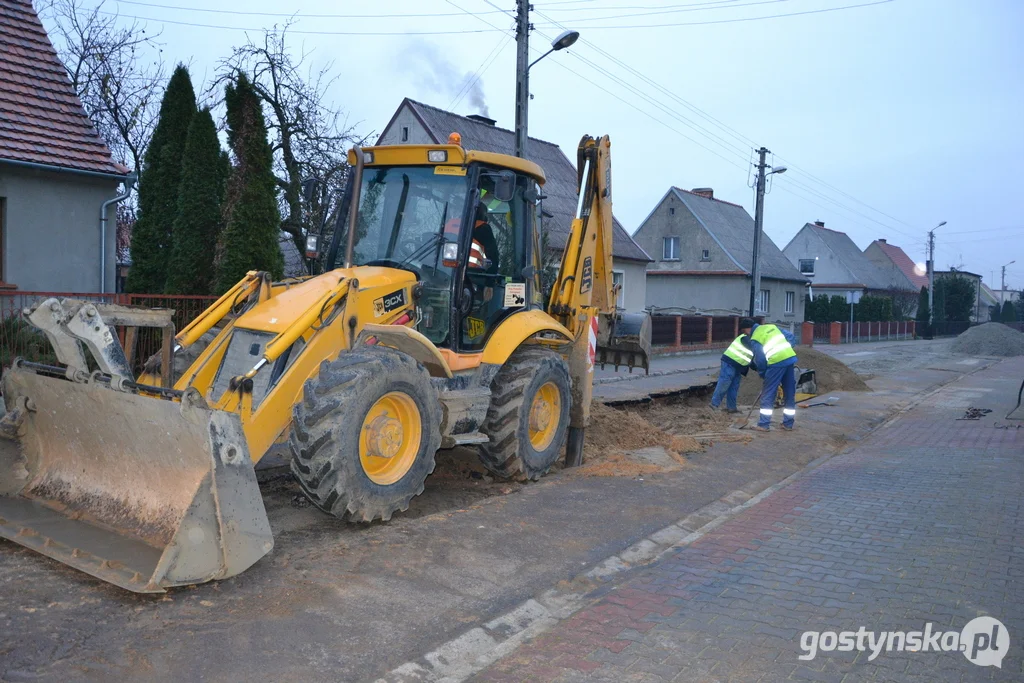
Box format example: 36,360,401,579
548,135,653,466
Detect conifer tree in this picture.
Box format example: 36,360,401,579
166,108,226,294
126,65,196,293
216,72,283,292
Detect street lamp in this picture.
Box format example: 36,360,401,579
1002,260,1016,305
926,221,946,330
748,152,788,316
514,18,580,158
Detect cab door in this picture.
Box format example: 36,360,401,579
457,169,534,352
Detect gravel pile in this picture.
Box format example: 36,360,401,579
951,322,1024,357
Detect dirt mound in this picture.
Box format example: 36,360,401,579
733,347,869,404
951,322,1024,357
585,401,702,457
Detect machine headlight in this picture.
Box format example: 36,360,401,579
442,242,459,267
427,150,448,162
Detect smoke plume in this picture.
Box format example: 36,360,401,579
403,41,489,117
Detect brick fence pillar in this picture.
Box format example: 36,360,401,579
733,316,739,337
674,315,682,347
705,316,713,345
910,320,916,339
801,321,814,346
829,321,842,345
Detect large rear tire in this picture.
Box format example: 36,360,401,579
478,347,571,481
289,348,441,522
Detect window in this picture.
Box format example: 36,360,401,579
611,270,625,309
663,236,680,260
799,258,815,275
700,248,710,261
757,289,770,314
669,207,675,215
785,291,795,314
400,126,410,142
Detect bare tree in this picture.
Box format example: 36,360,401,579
216,24,363,268
37,0,165,172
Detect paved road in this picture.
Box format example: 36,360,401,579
594,338,956,403
474,357,1024,682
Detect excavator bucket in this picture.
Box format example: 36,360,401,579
0,365,273,593
597,312,652,374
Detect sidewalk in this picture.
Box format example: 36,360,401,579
473,357,1024,682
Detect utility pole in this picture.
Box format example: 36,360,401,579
748,147,769,317
927,229,935,329
514,0,531,159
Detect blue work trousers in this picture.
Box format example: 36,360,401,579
711,360,742,411
759,360,797,428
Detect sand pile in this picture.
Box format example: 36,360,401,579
733,347,869,404
951,323,1024,357
585,401,701,457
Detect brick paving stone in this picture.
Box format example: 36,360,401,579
471,360,1024,682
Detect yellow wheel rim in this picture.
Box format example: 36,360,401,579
528,381,561,451
359,391,422,485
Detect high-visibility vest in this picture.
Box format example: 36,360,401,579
468,239,487,269
751,324,796,365
722,334,753,365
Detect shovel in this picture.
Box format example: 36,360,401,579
799,396,841,409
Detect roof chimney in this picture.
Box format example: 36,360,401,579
466,114,496,126
691,187,714,199
814,220,825,227
878,238,886,243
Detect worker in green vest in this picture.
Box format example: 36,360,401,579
710,318,755,413
749,321,799,431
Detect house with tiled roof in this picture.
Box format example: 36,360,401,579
376,98,652,312
863,238,928,291
782,221,892,299
631,187,808,322
0,0,131,292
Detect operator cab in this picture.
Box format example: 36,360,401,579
324,138,546,353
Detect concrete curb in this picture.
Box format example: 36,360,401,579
376,359,998,683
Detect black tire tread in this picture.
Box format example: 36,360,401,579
289,347,441,522
478,347,571,481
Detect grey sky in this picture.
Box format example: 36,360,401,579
65,0,1024,289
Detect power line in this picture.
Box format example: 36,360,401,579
534,0,895,29
449,31,516,110
541,0,798,24
112,0,511,19
532,5,921,237
91,8,506,35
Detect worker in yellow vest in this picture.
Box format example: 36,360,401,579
710,318,755,413
749,321,798,431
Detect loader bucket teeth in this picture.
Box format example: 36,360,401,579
0,367,273,593
596,312,653,374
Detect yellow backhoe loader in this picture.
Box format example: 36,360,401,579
0,135,650,593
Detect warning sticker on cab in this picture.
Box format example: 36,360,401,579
503,282,526,308
434,166,467,176
373,289,407,317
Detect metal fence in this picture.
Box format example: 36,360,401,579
0,291,218,374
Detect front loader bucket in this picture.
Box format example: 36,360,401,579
1007,379,1024,420
0,366,273,593
597,312,652,374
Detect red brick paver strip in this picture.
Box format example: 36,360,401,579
473,359,1024,682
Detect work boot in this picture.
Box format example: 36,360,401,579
727,408,741,414
782,424,795,431
752,425,770,432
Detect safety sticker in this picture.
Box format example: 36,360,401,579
434,166,467,176
504,282,526,308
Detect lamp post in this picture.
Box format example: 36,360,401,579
748,147,786,317
1002,260,1016,306
514,0,578,159
927,221,946,330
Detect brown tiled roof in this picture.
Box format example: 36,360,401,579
870,239,929,289
0,0,127,175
